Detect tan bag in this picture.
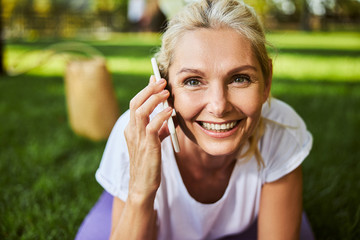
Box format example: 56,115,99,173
64,57,120,141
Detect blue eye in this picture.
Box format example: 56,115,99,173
184,78,201,86
232,75,252,85
233,75,251,83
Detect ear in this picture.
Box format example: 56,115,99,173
263,59,273,103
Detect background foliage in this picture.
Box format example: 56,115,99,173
1,0,360,40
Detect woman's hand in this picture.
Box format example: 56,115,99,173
124,76,173,204
110,76,168,240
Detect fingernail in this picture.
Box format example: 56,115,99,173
157,78,166,85
149,75,155,84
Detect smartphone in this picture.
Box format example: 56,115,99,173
151,58,180,153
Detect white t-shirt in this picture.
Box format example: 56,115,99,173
95,98,313,240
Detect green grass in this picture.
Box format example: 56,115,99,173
1,31,360,239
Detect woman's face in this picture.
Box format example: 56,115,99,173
168,28,271,156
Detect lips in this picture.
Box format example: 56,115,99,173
199,120,239,132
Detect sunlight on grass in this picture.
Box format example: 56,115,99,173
273,54,360,82
5,32,359,82
5,45,155,77
5,52,154,77
5,49,69,76
107,57,153,75
88,32,161,46
268,31,360,82
268,31,360,50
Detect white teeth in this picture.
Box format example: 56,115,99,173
201,121,238,131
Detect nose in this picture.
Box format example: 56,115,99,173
205,83,232,118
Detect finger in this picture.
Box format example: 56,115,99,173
145,107,173,144
149,75,156,84
135,90,170,134
159,110,179,140
158,120,170,141
129,77,166,124
130,78,166,112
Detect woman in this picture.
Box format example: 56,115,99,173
76,0,314,239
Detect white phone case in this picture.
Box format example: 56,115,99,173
151,58,180,153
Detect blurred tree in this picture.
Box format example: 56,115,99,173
94,0,128,31
112,0,128,31
326,0,360,22
34,0,51,14
300,0,311,31
49,0,70,37
1,0,359,40
267,0,311,30
95,0,116,31
305,0,360,30
267,0,360,31
1,0,5,75
244,0,270,23
338,0,360,17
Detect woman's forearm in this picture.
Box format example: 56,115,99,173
110,195,157,240
258,166,303,240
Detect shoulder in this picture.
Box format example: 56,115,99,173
112,110,131,134
262,98,304,127
100,110,131,164
260,98,313,183
261,98,311,143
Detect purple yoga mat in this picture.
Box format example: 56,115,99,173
75,191,315,240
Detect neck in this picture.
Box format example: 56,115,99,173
175,131,238,178
174,130,238,203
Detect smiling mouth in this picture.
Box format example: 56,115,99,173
199,121,240,132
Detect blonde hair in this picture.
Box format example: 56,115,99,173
156,0,272,167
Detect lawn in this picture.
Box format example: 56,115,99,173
1,31,360,239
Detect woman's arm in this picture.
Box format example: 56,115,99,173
109,76,172,240
258,166,303,240
110,197,157,240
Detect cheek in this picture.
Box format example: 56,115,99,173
231,88,264,117
173,91,203,119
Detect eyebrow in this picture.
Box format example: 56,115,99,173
176,65,258,76
176,68,205,76
228,65,258,75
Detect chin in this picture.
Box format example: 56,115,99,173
198,141,242,157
